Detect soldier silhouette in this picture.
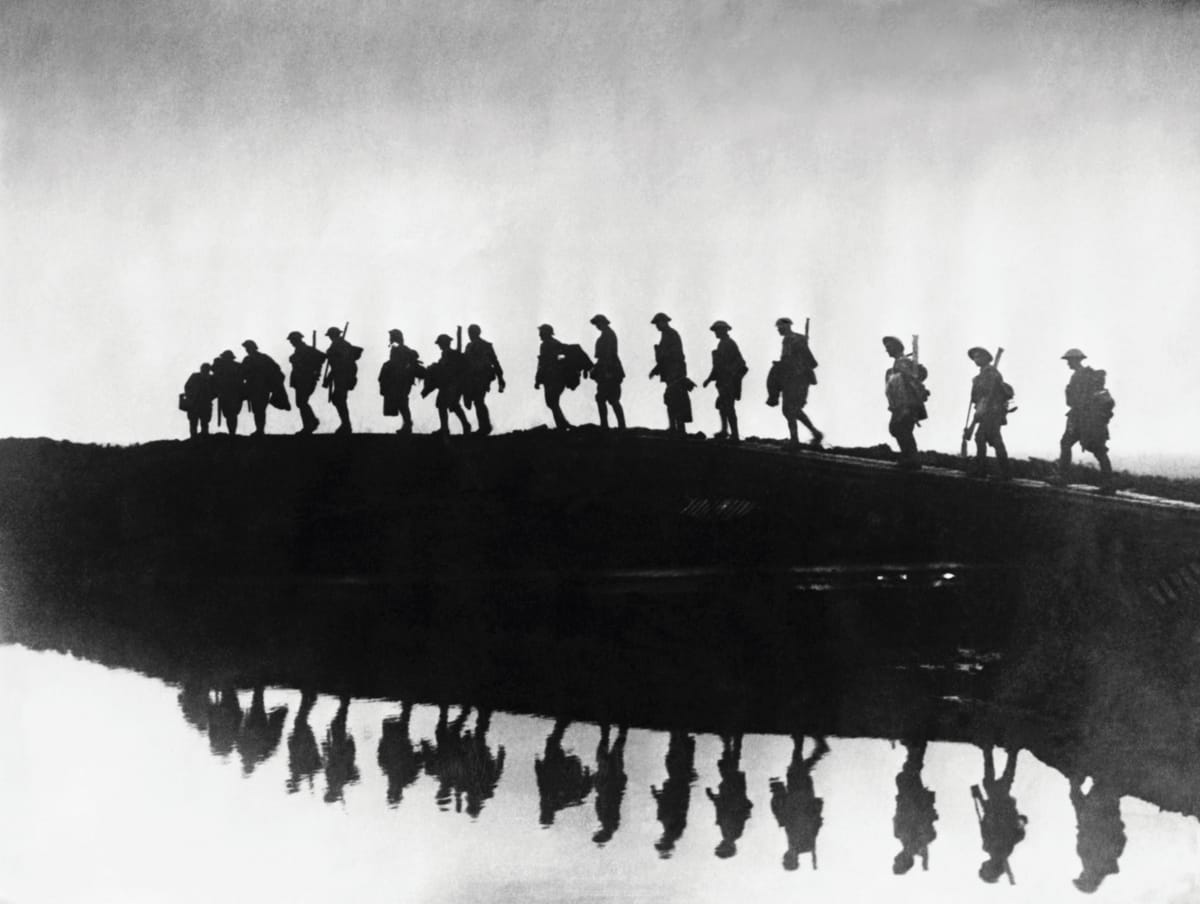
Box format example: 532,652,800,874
535,718,594,826
649,313,693,435
211,350,243,435
592,723,629,845
882,336,927,470
535,324,573,430
235,686,288,775
1051,348,1116,493
703,322,748,442
286,690,323,795
421,335,472,436
240,340,288,436
420,704,473,812
286,331,325,434
892,740,938,875
323,326,361,435
322,696,360,804
651,731,697,858
377,702,424,807
378,329,424,435
971,745,1028,884
462,325,505,435
768,318,822,448
182,363,215,438
706,734,753,859
589,315,626,430
966,347,1012,480
1070,774,1126,893
770,734,829,871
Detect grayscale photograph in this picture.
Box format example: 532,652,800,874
2,1,1199,902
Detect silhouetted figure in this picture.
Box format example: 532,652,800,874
176,680,211,734
535,324,573,430
882,336,927,470
207,686,243,758
649,312,693,435
966,347,1011,480
592,723,628,845
323,326,362,434
767,318,822,447
460,709,506,818
236,686,288,775
1051,348,1116,493
240,340,288,435
535,718,594,826
892,740,938,875
703,321,747,442
971,745,1027,884
707,734,753,859
421,705,473,812
420,334,472,435
322,696,360,804
589,315,626,430
211,350,243,435
377,329,423,434
182,363,215,438
463,325,505,435
377,702,423,806
287,330,326,434
651,731,697,858
286,690,323,794
1070,775,1126,894
770,734,829,871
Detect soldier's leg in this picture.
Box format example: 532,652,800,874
547,385,569,429
437,404,450,434
728,407,739,442
993,430,1011,478
786,415,800,445
225,401,239,435
188,414,199,438
596,395,609,428
333,388,351,433
475,395,491,434
613,400,626,430
398,397,412,434
253,397,268,434
452,402,472,434
1058,422,1076,471
796,409,823,445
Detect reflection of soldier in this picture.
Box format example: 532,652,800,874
461,709,506,818
176,680,211,734
971,745,1027,884
323,696,360,804
1070,775,1126,894
182,363,215,438
287,331,325,434
767,318,822,448
589,315,626,430
211,350,243,435
706,734,753,859
649,313,693,435
592,724,628,845
770,734,829,871
703,322,747,443
240,340,288,436
421,705,472,812
651,731,697,858
421,335,472,435
378,329,423,435
323,326,362,435
286,690,323,795
236,686,288,775
1052,348,1116,493
377,702,423,807
892,740,938,875
463,325,505,435
535,718,594,826
207,686,243,758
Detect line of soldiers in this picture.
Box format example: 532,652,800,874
179,317,1117,491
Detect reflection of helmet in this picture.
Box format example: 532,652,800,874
882,335,905,356
715,840,737,859
1062,347,1087,360
775,317,793,328
782,851,800,871
241,340,258,351
892,851,915,875
435,334,453,347
590,314,610,326
388,328,404,342
286,330,304,342
710,320,732,332
650,312,671,325
1073,872,1104,894
538,323,555,335
967,346,993,364
326,326,342,338
978,860,1005,883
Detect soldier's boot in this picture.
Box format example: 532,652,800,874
784,420,801,448
614,404,626,431
728,412,739,443
456,408,472,435
1096,452,1115,494
597,402,609,429
994,445,1012,481
716,413,728,439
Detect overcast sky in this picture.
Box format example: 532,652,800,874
2,0,1199,463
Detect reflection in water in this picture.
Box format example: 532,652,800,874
238,686,288,775
892,739,938,875
377,702,423,807
536,718,594,826
422,705,473,812
177,680,211,734
971,745,1027,884
706,734,752,859
592,724,628,846
651,731,697,858
208,686,243,759
770,734,828,871
323,696,360,804
460,709,506,818
287,690,323,794
1071,774,1127,894
419,705,506,817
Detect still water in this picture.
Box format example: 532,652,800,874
3,644,1198,904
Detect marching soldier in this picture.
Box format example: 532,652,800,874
286,331,325,434
768,318,822,448
703,320,747,442
535,324,572,430
240,340,287,436
182,362,215,438
378,329,423,435
1052,348,1116,493
323,326,362,435
966,347,1011,480
649,312,693,435
589,314,626,430
211,349,243,435
462,324,505,435
882,336,927,470
421,334,471,435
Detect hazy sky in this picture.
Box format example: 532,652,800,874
2,0,1199,459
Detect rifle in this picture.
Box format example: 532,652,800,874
804,317,810,339
456,325,463,353
961,347,1004,457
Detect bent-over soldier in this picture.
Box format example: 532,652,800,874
703,320,747,442
462,324,505,435
287,330,325,434
589,314,626,430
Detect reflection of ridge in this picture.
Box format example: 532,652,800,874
651,732,696,858
592,724,628,846
287,690,322,794
323,696,360,804
770,735,827,872
706,734,752,859
536,719,593,827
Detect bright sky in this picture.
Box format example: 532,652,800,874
2,0,1199,461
